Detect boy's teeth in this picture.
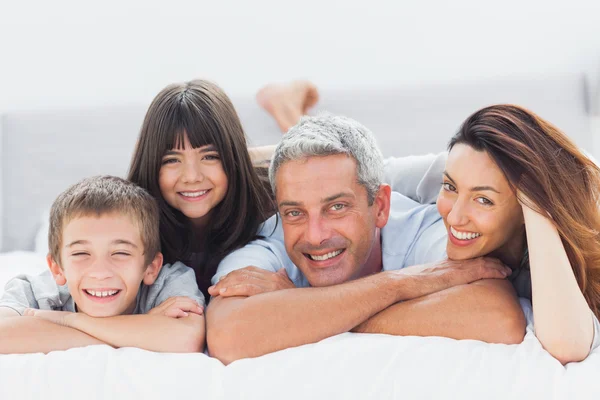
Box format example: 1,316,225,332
450,226,481,240
181,190,208,198
309,249,343,261
86,289,119,297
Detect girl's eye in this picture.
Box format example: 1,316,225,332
202,153,220,161
331,204,346,211
161,158,178,165
442,182,456,192
476,197,493,206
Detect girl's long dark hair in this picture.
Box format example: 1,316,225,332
450,104,600,319
128,80,274,296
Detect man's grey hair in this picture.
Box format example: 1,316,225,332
269,114,384,205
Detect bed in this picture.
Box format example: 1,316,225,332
0,74,598,399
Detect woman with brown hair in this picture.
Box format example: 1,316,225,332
255,85,600,363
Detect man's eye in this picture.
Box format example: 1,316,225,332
442,182,456,192
331,204,345,211
286,210,301,217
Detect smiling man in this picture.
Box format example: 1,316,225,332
206,114,525,364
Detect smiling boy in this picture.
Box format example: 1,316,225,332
0,176,205,353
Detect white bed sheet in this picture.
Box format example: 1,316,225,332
0,252,599,400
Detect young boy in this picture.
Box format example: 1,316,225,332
0,176,205,353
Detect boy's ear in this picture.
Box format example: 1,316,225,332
143,252,164,285
47,254,66,286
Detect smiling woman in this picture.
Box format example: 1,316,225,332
439,104,600,363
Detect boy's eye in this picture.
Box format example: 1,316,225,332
112,252,131,257
71,252,89,257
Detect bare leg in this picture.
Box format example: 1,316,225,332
256,80,320,133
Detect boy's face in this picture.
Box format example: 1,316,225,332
48,212,162,317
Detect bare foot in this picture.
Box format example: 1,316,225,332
256,80,320,133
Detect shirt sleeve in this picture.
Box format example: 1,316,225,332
591,312,600,352
383,152,447,204
0,275,41,315
151,262,206,308
212,215,290,285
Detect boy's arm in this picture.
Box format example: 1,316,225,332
52,310,205,353
0,307,106,354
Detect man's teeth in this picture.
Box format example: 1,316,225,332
180,190,208,198
85,289,119,298
450,226,481,240
309,249,343,261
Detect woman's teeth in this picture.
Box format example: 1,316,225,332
450,226,481,240
180,190,208,198
85,289,119,298
308,249,343,261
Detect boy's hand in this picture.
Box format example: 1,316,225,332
23,308,75,327
149,297,204,318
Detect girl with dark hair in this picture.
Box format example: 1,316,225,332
128,80,276,299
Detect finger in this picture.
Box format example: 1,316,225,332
276,268,289,277
165,309,188,318
219,283,264,297
23,308,36,317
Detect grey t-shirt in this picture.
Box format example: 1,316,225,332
0,261,205,315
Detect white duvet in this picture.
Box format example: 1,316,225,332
0,252,598,400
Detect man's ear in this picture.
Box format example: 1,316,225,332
47,254,66,286
373,184,391,229
143,252,164,285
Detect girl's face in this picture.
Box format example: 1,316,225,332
436,144,525,266
158,133,228,227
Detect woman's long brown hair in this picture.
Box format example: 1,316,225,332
128,80,274,297
449,104,600,319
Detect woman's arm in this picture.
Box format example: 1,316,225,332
523,204,595,364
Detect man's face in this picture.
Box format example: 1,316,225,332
276,154,390,287
48,212,162,317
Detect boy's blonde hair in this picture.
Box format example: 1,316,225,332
48,175,160,266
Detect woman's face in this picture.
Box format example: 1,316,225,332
158,133,228,228
436,144,525,264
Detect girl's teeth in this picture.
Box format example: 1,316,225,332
181,191,208,198
309,249,343,261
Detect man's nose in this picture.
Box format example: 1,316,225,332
304,215,332,247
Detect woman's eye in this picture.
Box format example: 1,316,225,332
442,182,456,192
476,197,493,206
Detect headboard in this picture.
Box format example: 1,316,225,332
0,74,591,252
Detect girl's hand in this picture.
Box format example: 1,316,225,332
148,297,204,318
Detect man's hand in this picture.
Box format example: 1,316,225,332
23,308,75,327
148,297,204,318
208,267,295,298
397,257,512,297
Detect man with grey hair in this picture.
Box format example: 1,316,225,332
206,114,524,364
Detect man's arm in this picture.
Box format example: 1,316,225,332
352,279,526,344
207,259,511,364
0,308,106,354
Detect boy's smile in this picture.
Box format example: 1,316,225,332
48,212,162,317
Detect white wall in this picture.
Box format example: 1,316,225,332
0,0,599,112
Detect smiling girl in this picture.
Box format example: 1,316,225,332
128,80,275,298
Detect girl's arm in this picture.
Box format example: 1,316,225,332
523,204,595,364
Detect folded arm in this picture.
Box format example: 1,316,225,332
352,279,526,344
207,258,511,364
0,308,105,354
